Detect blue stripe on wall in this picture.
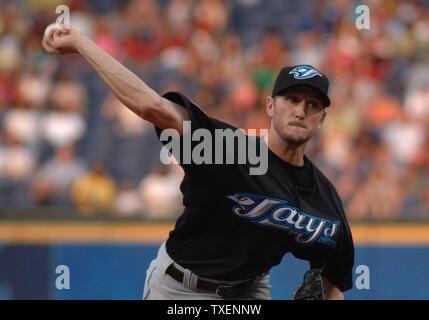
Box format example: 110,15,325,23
49,244,159,300
0,245,50,299
0,244,428,300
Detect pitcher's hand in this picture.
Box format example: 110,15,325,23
42,26,83,55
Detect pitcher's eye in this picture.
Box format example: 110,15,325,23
287,95,300,104
307,100,323,110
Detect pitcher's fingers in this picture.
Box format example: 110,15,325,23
57,26,71,35
42,38,60,53
53,29,62,38
46,27,56,41
45,32,56,49
44,30,61,52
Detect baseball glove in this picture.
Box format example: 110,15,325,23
291,268,325,300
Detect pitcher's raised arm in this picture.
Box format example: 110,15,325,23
42,26,189,133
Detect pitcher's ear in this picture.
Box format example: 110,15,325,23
266,95,275,117
320,110,327,126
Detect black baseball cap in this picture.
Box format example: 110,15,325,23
272,65,331,107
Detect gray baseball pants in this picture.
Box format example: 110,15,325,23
143,242,272,300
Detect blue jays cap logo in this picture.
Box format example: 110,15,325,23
289,66,323,80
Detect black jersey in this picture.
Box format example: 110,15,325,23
155,92,355,292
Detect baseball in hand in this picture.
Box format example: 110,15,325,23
43,23,62,38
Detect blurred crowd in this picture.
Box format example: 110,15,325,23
0,0,428,220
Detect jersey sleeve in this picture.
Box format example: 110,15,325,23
156,91,216,135
155,91,215,142
154,91,238,171
320,211,355,292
